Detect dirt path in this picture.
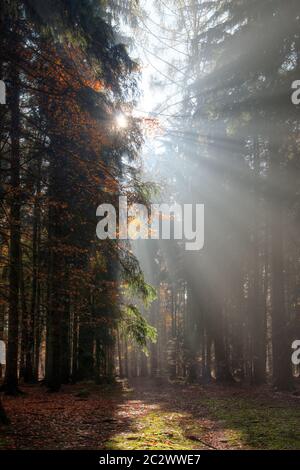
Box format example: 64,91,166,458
1,379,300,450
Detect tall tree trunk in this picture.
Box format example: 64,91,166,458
60,271,70,384
46,148,67,391
251,138,266,384
77,322,94,381
124,334,129,378
117,327,123,378
269,146,293,390
25,161,42,383
185,284,199,383
19,252,29,380
0,399,9,425
71,308,78,382
150,300,158,377
3,60,21,395
33,278,41,382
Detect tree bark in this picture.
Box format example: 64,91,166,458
3,60,21,395
269,145,293,390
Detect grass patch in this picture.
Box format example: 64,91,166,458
106,410,206,450
203,397,300,449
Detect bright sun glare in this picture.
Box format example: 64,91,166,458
116,113,128,129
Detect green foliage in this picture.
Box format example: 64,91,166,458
127,274,157,307
120,248,157,305
121,304,157,353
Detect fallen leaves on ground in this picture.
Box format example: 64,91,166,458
1,379,300,450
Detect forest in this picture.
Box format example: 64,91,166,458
1,0,300,454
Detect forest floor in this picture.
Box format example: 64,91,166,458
1,378,300,450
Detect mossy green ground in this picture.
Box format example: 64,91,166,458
106,410,206,450
106,385,300,450
203,397,300,449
